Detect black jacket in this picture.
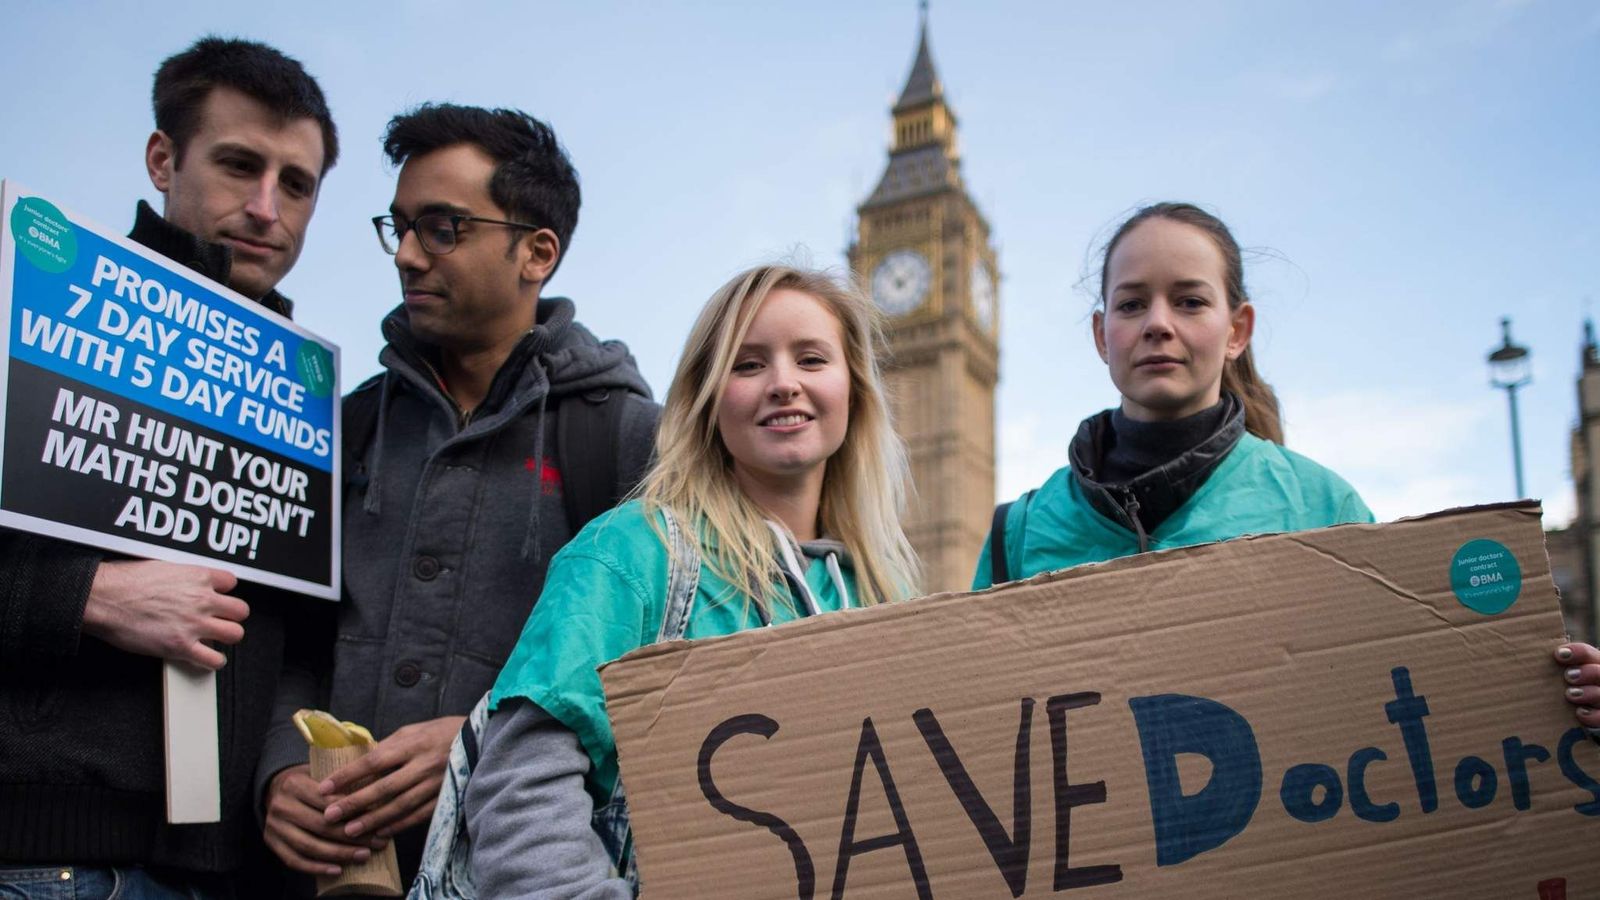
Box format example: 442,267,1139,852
0,201,316,875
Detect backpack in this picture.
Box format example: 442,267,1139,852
342,379,644,535
406,507,702,899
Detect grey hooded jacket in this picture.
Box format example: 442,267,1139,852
257,297,659,886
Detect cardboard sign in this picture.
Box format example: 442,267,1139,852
602,504,1600,898
0,181,339,598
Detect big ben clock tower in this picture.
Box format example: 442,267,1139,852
849,16,999,593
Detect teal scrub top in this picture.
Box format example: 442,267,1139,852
492,499,856,797
973,433,1374,589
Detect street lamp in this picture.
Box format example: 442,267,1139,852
1487,317,1532,499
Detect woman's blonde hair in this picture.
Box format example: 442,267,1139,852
640,264,919,613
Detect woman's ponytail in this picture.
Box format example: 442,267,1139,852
1222,346,1284,443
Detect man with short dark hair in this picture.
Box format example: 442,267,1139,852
0,36,337,898
258,104,659,890
147,37,339,304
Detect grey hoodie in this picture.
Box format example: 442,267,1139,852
463,535,853,898
258,297,659,888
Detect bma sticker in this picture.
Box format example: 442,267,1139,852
1451,538,1522,614
10,196,76,274
294,340,334,399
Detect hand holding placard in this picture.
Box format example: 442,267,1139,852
85,559,246,824
84,558,243,669
2,182,340,828
1557,643,1600,732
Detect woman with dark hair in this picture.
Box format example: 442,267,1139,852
973,202,1372,588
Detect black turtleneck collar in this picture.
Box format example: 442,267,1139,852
1101,399,1231,485
128,200,294,319
1069,393,1246,544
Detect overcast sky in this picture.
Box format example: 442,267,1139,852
4,0,1597,526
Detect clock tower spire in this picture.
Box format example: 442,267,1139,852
849,16,1000,593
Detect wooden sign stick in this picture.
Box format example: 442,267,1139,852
162,660,221,823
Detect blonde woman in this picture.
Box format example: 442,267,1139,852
460,265,918,897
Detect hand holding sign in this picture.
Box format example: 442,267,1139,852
1557,643,1600,731
2,183,340,827
83,558,244,670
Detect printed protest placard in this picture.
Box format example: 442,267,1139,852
603,504,1600,898
0,181,339,598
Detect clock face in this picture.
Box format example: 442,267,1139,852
871,249,932,316
971,262,996,331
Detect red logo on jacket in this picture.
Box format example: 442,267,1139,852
525,456,563,496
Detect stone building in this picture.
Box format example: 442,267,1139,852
1556,321,1600,643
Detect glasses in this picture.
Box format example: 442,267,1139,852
372,213,541,256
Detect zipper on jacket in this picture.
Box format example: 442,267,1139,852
412,352,477,430
1116,487,1151,554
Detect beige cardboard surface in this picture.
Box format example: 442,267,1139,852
602,503,1600,899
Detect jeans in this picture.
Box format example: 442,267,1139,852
0,866,231,900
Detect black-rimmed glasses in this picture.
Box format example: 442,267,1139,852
372,213,541,256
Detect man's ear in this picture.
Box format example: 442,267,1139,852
1092,309,1111,364
146,131,177,194
519,228,561,285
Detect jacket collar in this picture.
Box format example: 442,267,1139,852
1069,392,1246,541
378,296,578,419
128,200,294,319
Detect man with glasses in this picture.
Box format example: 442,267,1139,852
0,37,336,899
258,104,658,890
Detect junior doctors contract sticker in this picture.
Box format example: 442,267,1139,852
1450,538,1523,614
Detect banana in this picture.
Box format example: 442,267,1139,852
342,721,375,745
292,709,374,748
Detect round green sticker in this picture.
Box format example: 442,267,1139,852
295,342,335,398
1450,539,1522,614
10,197,77,273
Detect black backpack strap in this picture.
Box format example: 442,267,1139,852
989,489,1038,585
556,388,631,534
458,709,481,769
989,501,1015,585
341,376,383,492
